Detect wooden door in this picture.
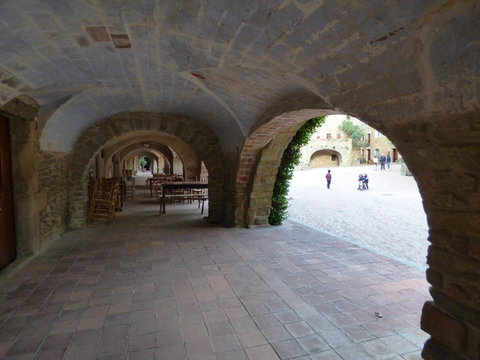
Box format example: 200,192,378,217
0,115,16,269
392,148,398,162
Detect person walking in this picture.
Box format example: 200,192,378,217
379,153,386,170
386,154,391,170
325,170,332,189
373,156,379,170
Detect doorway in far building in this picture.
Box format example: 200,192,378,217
139,156,152,173
0,115,16,269
392,148,399,162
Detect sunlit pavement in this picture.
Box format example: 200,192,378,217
288,164,429,269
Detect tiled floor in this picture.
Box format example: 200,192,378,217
0,193,431,359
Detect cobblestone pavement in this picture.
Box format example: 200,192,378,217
288,164,429,269
0,196,430,360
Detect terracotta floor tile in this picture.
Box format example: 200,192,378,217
245,344,280,360
0,198,431,360
379,334,420,355
285,321,315,338
237,330,268,348
309,351,343,360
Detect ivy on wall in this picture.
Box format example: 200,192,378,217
268,116,326,225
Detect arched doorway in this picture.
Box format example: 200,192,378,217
309,150,341,167
139,155,151,172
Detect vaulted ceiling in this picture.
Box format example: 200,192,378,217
0,0,477,153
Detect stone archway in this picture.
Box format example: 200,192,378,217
234,93,336,226
309,149,342,168
118,142,174,174
68,112,225,228
116,149,161,177
236,104,480,359
102,133,202,181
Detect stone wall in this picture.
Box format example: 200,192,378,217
299,139,353,168
368,133,397,161
384,114,480,360
309,151,340,168
38,152,69,248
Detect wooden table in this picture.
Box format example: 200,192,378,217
160,182,208,214
148,175,184,196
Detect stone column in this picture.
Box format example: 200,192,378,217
388,114,480,360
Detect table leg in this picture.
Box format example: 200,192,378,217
162,187,166,214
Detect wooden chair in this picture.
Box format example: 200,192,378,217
102,177,121,210
151,177,164,197
87,178,120,223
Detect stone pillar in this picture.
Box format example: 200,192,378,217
38,152,68,247
387,114,480,360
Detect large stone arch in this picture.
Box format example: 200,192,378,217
234,93,336,226
68,112,225,227
237,101,480,359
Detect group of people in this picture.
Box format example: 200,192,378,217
373,153,391,170
325,170,369,191
357,173,369,190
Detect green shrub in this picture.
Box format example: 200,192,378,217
339,119,367,148
268,116,325,225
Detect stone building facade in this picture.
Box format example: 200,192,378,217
0,2,478,359
299,115,399,169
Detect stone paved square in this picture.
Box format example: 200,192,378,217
288,164,429,268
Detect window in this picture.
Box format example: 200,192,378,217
326,133,332,139
375,131,381,138
331,155,337,161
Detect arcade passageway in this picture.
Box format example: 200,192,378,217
0,203,429,360
0,1,479,359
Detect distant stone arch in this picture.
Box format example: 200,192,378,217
68,112,225,227
309,149,342,167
